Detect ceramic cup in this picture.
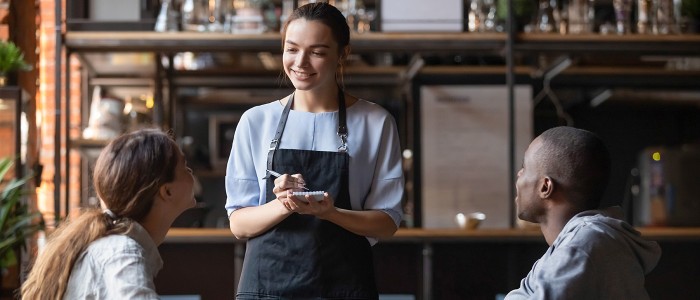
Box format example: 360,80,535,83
455,212,486,230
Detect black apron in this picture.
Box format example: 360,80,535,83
237,90,378,300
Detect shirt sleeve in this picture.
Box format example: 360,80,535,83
225,111,262,216
504,259,539,299
102,250,159,299
361,113,404,228
534,246,597,299
509,246,597,300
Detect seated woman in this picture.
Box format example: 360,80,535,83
21,128,196,299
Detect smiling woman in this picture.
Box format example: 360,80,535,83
225,2,405,299
282,18,347,99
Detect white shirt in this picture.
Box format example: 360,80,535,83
225,99,405,244
63,221,162,299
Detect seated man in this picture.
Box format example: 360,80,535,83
506,126,661,299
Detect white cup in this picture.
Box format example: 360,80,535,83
455,212,486,230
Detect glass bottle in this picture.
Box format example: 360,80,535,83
155,0,179,32
181,0,209,32
468,0,482,32
568,0,595,33
613,0,632,34
232,0,265,34
653,0,680,34
535,0,557,33
637,0,653,33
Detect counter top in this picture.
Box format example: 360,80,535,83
163,227,700,244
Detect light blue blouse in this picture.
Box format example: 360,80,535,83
225,99,404,244
63,221,162,299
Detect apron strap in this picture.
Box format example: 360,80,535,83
266,87,349,177
266,94,294,177
337,88,348,153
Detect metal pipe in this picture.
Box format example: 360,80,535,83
506,0,516,228
422,243,433,300
54,0,63,225
65,50,71,216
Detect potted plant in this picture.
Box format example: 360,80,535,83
0,157,44,296
0,41,31,86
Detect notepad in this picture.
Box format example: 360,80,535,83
291,191,325,202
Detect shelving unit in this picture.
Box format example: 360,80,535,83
61,30,700,220
61,31,514,223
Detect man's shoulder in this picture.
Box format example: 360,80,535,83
557,213,628,247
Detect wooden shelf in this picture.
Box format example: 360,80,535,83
65,31,507,53
70,138,110,149
164,227,700,244
65,31,700,55
561,66,700,76
549,66,700,88
516,33,700,54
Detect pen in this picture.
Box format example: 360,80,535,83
266,169,283,178
266,169,309,190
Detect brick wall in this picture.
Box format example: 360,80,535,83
0,2,9,41
0,2,11,177
36,0,82,226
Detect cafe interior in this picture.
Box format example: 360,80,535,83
1,0,699,299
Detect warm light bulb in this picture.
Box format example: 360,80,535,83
652,152,661,161
146,95,154,109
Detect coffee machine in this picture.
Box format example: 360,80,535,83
634,143,700,227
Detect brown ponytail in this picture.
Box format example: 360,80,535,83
20,209,136,299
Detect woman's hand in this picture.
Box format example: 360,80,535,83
286,192,336,217
272,173,337,217
272,173,307,212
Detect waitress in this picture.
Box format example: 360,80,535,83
225,2,404,299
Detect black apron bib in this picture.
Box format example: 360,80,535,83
237,91,378,300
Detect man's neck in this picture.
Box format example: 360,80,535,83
540,205,580,246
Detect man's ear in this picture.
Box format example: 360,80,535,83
539,176,554,199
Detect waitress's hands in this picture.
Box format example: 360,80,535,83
272,173,306,211
290,192,335,217
272,173,335,216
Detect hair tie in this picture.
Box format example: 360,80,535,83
103,209,118,223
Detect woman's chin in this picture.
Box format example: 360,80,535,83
291,81,316,91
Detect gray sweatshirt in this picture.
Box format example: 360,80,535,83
505,209,661,300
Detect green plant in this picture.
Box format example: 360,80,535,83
0,41,31,76
0,157,44,273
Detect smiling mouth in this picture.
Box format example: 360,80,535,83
291,69,315,79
